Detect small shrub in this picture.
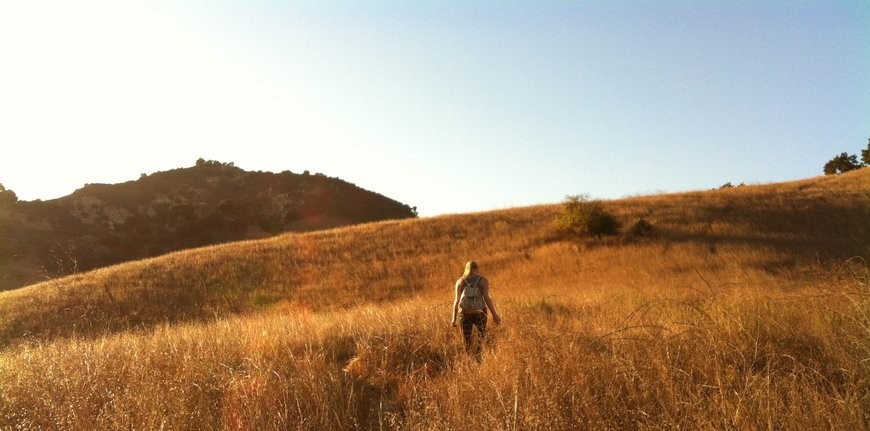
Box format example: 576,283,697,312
624,218,654,240
555,194,621,238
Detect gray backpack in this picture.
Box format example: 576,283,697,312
459,276,486,314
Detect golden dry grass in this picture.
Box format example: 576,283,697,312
1,169,869,430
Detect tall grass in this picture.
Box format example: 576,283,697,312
2,265,867,429
1,169,868,429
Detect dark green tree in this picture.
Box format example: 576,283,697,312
823,152,861,175
861,138,870,166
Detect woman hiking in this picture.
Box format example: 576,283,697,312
451,261,502,359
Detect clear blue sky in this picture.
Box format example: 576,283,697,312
2,1,868,216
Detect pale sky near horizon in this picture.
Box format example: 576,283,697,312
1,1,868,216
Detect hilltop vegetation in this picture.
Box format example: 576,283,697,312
0,169,868,429
823,137,870,175
0,160,416,291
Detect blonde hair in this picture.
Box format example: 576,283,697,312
462,260,479,279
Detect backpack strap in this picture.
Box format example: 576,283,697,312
466,275,481,290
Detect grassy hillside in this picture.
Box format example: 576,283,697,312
0,160,417,292
1,170,868,430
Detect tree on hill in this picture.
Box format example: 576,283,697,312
555,194,620,238
195,158,235,169
862,138,870,166
824,137,870,175
823,152,861,175
0,183,18,205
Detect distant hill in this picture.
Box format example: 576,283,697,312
0,159,417,291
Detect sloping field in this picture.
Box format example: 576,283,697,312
1,170,868,430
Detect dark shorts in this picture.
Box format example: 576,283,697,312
460,312,487,352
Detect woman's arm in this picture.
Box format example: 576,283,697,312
482,278,501,325
451,280,462,326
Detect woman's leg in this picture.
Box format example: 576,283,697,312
476,314,488,343
460,315,475,353
474,314,488,360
